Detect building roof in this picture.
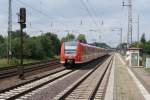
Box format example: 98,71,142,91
128,48,142,50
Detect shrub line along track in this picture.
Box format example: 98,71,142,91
0,55,109,100
0,60,60,79
53,55,113,100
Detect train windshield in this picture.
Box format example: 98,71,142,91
64,41,77,55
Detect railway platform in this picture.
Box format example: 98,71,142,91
105,53,145,100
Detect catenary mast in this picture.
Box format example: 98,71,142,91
8,0,12,63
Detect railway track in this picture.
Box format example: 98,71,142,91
53,55,113,100
0,55,111,100
0,68,73,100
0,60,60,79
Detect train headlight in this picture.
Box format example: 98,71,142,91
67,60,72,63
76,56,80,59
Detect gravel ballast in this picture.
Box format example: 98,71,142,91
26,59,105,100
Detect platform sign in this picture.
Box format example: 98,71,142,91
146,57,150,68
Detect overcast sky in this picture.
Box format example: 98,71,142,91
0,0,150,47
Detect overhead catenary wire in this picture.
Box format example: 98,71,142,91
80,0,100,30
85,0,103,33
85,0,105,27
13,1,47,32
16,0,66,26
16,0,101,34
85,0,101,25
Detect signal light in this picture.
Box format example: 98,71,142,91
21,23,26,29
20,8,26,23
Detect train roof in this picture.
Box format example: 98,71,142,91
64,41,77,46
80,42,106,50
64,41,107,50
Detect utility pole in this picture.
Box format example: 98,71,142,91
8,0,12,64
51,22,53,33
136,15,140,48
123,0,133,46
99,35,101,43
137,15,140,43
120,28,123,44
128,0,132,44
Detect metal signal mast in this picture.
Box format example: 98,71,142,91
8,0,12,63
123,0,132,45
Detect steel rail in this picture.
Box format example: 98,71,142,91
0,60,59,79
53,55,113,100
90,56,113,100
0,55,109,100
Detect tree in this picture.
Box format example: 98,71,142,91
61,37,66,43
11,38,21,58
66,33,75,41
143,41,150,55
77,34,87,43
0,30,61,60
141,33,146,44
11,30,30,59
130,34,150,55
26,37,46,59
0,40,7,58
0,35,4,43
129,42,141,48
47,33,60,55
61,33,75,42
40,34,53,58
11,30,29,39
41,32,61,57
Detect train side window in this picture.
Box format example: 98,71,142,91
87,47,88,55
84,46,86,55
84,46,87,55
85,47,86,55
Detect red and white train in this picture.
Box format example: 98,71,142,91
60,41,109,68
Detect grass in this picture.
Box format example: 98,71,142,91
0,58,40,68
0,59,11,68
22,59,41,64
144,67,150,74
52,56,60,60
0,56,60,69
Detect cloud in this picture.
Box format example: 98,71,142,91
0,0,150,47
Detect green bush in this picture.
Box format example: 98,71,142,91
10,58,20,65
0,31,61,60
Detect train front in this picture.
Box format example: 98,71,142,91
60,41,81,66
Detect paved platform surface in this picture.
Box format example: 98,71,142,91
106,54,145,100
131,67,150,94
